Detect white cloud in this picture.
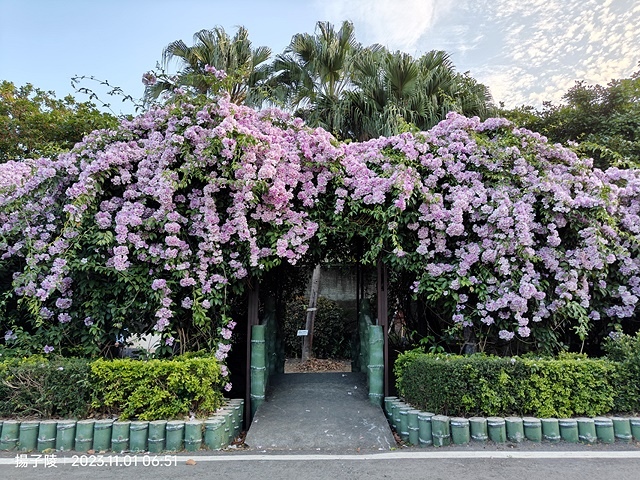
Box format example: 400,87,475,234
315,0,454,52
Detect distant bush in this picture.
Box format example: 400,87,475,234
395,352,620,417
603,331,640,413
283,296,353,359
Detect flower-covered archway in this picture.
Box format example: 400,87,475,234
1,93,639,382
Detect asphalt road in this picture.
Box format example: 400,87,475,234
2,449,640,480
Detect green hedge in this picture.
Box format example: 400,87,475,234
0,355,224,420
395,352,626,418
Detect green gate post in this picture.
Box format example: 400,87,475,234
74,420,94,452
18,421,39,452
367,325,384,407
250,325,267,419
56,421,76,452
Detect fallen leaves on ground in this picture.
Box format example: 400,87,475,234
284,358,352,373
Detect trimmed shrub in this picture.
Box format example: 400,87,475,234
0,356,92,418
0,355,224,420
283,296,353,359
90,356,223,420
603,331,640,413
395,352,619,417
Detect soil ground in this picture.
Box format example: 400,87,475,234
284,358,352,373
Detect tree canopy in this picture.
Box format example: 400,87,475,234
0,81,118,162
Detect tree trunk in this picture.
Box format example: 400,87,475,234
301,264,321,362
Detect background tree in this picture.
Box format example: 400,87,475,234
0,81,117,162
500,66,640,169
143,26,272,107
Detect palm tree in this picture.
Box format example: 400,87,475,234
144,26,272,107
270,20,362,136
343,49,493,141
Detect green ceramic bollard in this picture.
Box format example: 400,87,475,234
184,421,203,452
450,417,470,445
219,408,234,446
129,421,148,452
391,401,404,431
559,419,579,443
577,418,597,443
92,420,113,452
630,417,640,441
407,410,420,445
541,418,560,443
594,417,615,444
431,415,451,447
227,399,245,435
56,421,76,452
74,420,94,452
37,421,57,452
384,397,398,421
250,325,266,419
18,421,39,452
399,406,410,442
204,418,225,450
148,420,167,453
612,417,632,443
523,417,542,442
418,412,434,447
487,417,506,443
165,421,185,452
470,417,488,442
1,420,20,451
505,417,524,443
110,421,130,453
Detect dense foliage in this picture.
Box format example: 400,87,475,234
501,67,640,169
395,351,622,417
0,81,118,162
1,80,639,365
283,296,353,359
0,354,223,420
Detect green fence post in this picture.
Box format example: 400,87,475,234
18,421,39,452
56,421,76,452
110,421,130,453
523,417,542,442
470,417,488,442
0,420,20,451
37,421,57,452
612,417,632,443
129,421,148,453
505,417,524,443
559,418,579,443
418,412,434,447
74,420,94,452
148,420,167,453
487,417,506,443
368,325,384,407
450,417,470,445
251,325,267,419
630,417,640,441
431,415,451,447
165,421,185,451
184,420,203,452
577,418,597,444
594,417,615,444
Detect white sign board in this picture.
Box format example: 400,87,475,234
297,329,309,337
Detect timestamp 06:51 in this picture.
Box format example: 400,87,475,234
70,454,178,467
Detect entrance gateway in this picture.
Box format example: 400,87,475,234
244,260,391,427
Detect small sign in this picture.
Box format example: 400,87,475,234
297,329,309,337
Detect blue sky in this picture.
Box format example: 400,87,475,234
2,0,638,115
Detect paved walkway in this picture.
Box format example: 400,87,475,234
244,372,395,451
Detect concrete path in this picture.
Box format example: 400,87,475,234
244,372,395,451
